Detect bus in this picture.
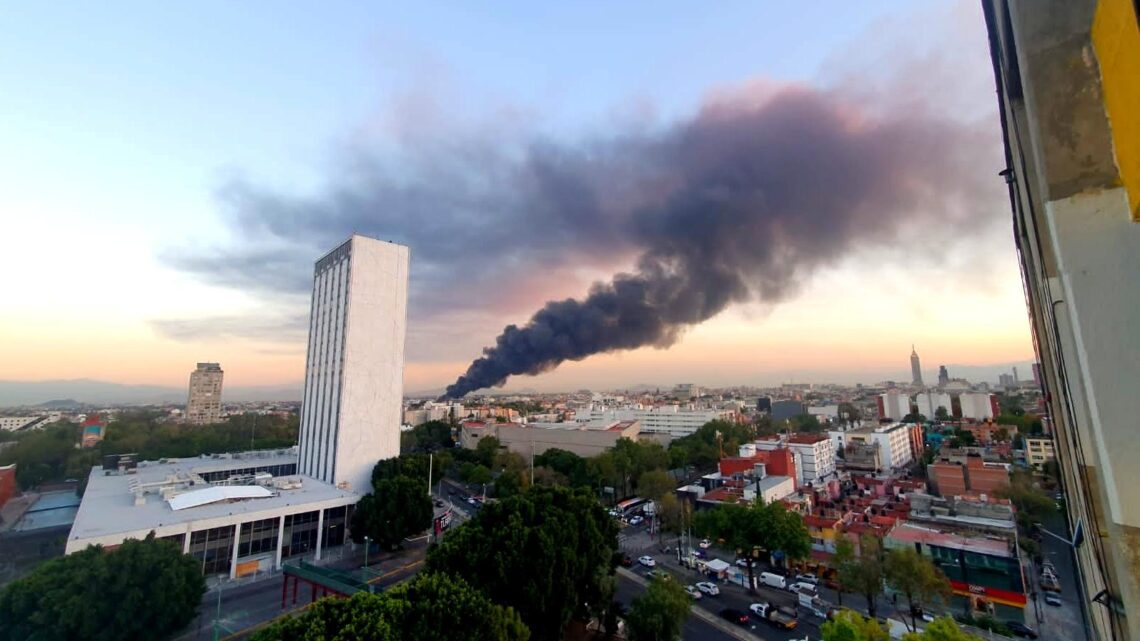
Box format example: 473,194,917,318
612,497,650,518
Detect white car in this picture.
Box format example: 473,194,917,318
735,558,752,568
628,515,645,526
684,585,703,600
794,573,819,585
789,581,817,595
638,555,656,568
749,602,770,618
698,539,712,549
696,581,720,596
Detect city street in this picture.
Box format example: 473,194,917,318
1029,508,1090,641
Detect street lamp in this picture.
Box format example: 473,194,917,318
363,535,371,570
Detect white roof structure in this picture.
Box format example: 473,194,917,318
705,558,731,573
168,485,273,511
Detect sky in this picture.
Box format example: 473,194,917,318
0,1,1035,394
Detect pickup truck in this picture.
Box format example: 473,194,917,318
749,602,798,630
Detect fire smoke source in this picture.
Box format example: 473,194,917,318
442,86,988,398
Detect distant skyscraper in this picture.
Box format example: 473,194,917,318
186,362,224,425
910,346,923,386
937,365,950,387
1012,366,1019,383
298,235,409,494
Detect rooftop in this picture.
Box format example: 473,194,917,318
888,522,1012,557
69,449,358,544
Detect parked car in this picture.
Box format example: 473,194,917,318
638,555,656,568
735,558,752,568
719,608,750,626
684,585,702,600
699,538,711,549
695,581,720,596
692,549,708,559
1005,621,1039,639
646,570,671,581
1044,592,1063,607
620,555,634,567
794,573,819,585
628,515,644,526
824,577,841,590
434,499,444,507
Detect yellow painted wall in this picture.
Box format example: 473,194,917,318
1093,0,1140,220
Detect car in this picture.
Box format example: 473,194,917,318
638,555,656,568
684,584,702,599
719,608,750,626
628,515,645,526
620,555,634,567
695,581,720,596
1005,621,1039,639
692,549,708,559
794,573,819,585
749,602,771,618
1054,492,1064,501
433,499,444,507
824,577,840,590
788,581,817,595
699,538,712,549
646,570,671,580
735,558,753,568
466,497,478,505
1044,592,1063,607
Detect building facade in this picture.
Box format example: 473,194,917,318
186,363,224,425
756,434,835,486
830,423,915,472
460,419,641,459
1025,437,1056,470
298,235,409,495
575,406,732,439
877,391,911,421
958,393,999,421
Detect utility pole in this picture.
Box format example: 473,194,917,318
427,453,433,497
213,583,223,641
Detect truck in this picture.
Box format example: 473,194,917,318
750,602,798,630
798,592,832,619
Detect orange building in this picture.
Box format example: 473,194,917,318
0,464,16,510
927,455,1011,497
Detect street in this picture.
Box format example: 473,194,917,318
1029,508,1090,641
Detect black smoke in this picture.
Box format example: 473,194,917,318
441,86,991,397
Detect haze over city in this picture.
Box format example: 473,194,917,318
0,0,1033,396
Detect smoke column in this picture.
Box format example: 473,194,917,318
442,86,988,398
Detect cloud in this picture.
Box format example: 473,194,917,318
150,313,309,344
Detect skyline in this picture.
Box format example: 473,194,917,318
0,1,1034,393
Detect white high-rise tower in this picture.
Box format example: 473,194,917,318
298,235,410,494
910,345,923,386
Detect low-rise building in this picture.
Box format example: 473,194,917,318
829,423,916,472
885,522,1026,619
0,464,16,510
756,434,836,486
927,455,1011,498
66,449,359,578
575,406,733,438
459,419,641,458
0,416,47,431
1024,437,1055,470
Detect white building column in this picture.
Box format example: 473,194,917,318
275,515,286,570
229,523,241,579
182,525,192,554
314,509,325,561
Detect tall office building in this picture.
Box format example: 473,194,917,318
937,365,950,387
910,346,924,386
186,362,224,425
985,1,1139,638
298,235,410,494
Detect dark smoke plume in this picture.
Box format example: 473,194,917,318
442,86,990,398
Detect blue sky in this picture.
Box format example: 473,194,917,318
0,1,1034,391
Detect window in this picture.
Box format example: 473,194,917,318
238,517,280,558
189,525,237,575
282,511,320,558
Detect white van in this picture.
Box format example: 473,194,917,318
759,572,787,589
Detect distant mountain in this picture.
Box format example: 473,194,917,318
0,379,303,408
37,399,89,410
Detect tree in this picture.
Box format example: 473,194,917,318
636,469,674,502
656,493,688,552
993,427,1011,443
839,403,863,425
626,576,691,641
821,609,888,641
252,573,528,641
790,413,823,432
693,499,810,591
906,617,983,641
474,436,501,467
902,413,928,424
884,548,952,632
0,533,205,641
832,537,856,607
934,406,950,422
838,535,886,618
351,473,433,549
426,486,618,641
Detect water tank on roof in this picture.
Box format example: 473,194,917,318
739,443,757,458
